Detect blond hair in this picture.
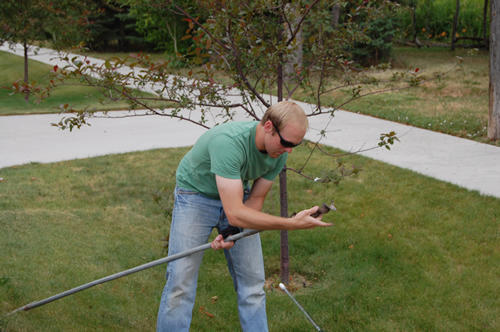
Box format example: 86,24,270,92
260,101,308,133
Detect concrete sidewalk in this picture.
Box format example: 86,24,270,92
1,44,499,199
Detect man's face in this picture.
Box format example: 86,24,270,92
265,120,306,158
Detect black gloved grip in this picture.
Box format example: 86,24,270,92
220,225,243,240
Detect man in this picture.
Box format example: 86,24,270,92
157,101,332,331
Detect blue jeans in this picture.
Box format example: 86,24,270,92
157,186,268,332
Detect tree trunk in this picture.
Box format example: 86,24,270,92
451,0,460,51
23,42,29,102
331,3,340,26
483,0,489,50
284,4,303,84
411,3,418,45
279,170,289,285
488,0,499,140
277,15,290,285
425,3,430,47
278,65,290,285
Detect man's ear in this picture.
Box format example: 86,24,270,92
263,120,273,133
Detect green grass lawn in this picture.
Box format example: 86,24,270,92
1,145,498,331
0,45,497,330
342,47,493,145
0,51,166,116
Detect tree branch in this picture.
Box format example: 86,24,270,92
169,2,231,52
283,0,321,47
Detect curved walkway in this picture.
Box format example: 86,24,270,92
1,44,499,199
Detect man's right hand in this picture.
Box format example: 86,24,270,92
211,234,235,251
290,206,334,230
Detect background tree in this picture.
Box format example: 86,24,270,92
283,3,304,83
349,11,399,66
86,0,153,52
397,0,489,49
128,0,195,55
0,0,92,101
488,0,499,139
483,0,489,49
409,0,419,46
331,3,341,26
451,0,460,51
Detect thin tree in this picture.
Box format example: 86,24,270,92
483,0,489,50
332,3,341,26
488,0,499,139
451,0,460,51
409,0,420,47
130,1,194,55
0,0,92,101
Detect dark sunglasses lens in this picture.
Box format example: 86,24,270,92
274,122,302,148
281,138,301,148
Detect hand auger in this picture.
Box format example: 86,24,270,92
289,200,336,218
3,200,336,317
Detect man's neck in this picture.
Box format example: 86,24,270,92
255,123,267,153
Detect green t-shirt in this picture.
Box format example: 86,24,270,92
176,121,287,199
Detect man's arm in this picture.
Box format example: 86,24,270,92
243,177,274,212
216,175,331,230
211,175,332,250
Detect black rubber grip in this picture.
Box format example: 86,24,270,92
220,225,243,240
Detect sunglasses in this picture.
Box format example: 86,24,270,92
273,123,303,148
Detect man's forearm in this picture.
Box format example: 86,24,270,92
243,196,265,212
226,204,294,230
